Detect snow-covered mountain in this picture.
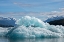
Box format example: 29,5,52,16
44,16,64,22
0,17,16,27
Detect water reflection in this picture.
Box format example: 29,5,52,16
0,37,64,42
10,38,64,42
0,37,9,42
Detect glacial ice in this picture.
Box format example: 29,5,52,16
6,16,64,38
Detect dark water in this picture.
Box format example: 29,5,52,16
0,37,64,42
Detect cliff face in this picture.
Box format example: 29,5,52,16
48,19,64,26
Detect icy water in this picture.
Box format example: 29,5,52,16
0,37,64,42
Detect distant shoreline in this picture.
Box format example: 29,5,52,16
0,25,14,27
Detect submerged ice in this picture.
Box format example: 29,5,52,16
0,16,64,38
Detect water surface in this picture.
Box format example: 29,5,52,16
0,37,64,42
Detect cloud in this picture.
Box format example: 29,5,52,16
59,8,64,11
0,8,64,16
13,2,36,7
13,0,64,7
0,8,64,20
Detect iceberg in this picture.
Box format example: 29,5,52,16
0,16,64,39
5,16,64,38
